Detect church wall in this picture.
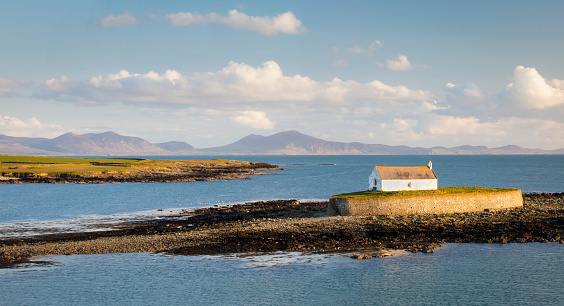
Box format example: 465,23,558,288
381,179,437,191
328,189,523,216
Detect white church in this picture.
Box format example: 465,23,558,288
369,161,437,192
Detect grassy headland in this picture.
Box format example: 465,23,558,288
0,155,280,183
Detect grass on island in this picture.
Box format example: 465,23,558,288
0,155,234,176
332,187,520,199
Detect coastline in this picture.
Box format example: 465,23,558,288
1,193,563,269
0,158,281,184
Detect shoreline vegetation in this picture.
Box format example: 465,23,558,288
331,187,519,199
0,155,281,184
328,187,523,216
1,193,563,269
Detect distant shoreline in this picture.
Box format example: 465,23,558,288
0,156,281,184
1,193,563,269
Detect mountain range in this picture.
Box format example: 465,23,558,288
1,130,562,156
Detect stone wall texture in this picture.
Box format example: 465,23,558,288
328,190,523,216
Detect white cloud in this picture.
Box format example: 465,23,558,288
371,40,384,49
25,64,564,149
166,9,306,35
332,59,350,67
422,115,564,148
0,115,65,138
441,82,495,117
347,46,372,55
389,118,418,133
44,75,70,91
386,54,414,71
165,12,208,26
375,118,422,142
34,75,80,102
35,60,431,107
100,13,138,28
425,115,504,136
444,83,486,105
0,77,26,97
500,66,564,109
333,40,383,55
441,66,564,122
231,111,275,130
360,110,564,149
283,104,564,149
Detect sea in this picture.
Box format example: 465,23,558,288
1,155,563,305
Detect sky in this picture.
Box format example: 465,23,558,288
1,0,564,150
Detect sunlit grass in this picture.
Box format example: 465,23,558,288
332,187,520,199
0,155,235,176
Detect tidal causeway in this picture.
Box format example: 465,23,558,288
1,193,563,268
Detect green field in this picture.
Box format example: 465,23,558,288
0,155,232,176
331,187,520,199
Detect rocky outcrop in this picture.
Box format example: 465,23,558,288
1,193,563,268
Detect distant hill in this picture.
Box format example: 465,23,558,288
201,130,431,155
41,133,104,154
0,130,561,156
0,132,198,156
80,131,167,154
155,141,197,154
200,130,557,155
0,135,54,155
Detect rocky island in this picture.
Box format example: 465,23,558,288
328,187,524,216
1,192,563,268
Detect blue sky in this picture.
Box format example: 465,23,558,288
1,0,564,149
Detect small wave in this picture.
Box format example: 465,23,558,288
0,207,194,239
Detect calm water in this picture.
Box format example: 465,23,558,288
1,243,563,305
1,155,563,224
1,155,563,305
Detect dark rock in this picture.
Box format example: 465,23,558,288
2,193,563,268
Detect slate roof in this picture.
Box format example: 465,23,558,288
374,166,437,180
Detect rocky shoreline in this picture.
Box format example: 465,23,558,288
1,193,563,268
0,161,280,184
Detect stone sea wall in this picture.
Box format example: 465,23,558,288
328,190,523,216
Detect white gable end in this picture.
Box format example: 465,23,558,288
368,167,381,191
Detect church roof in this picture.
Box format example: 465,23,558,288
374,166,437,180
